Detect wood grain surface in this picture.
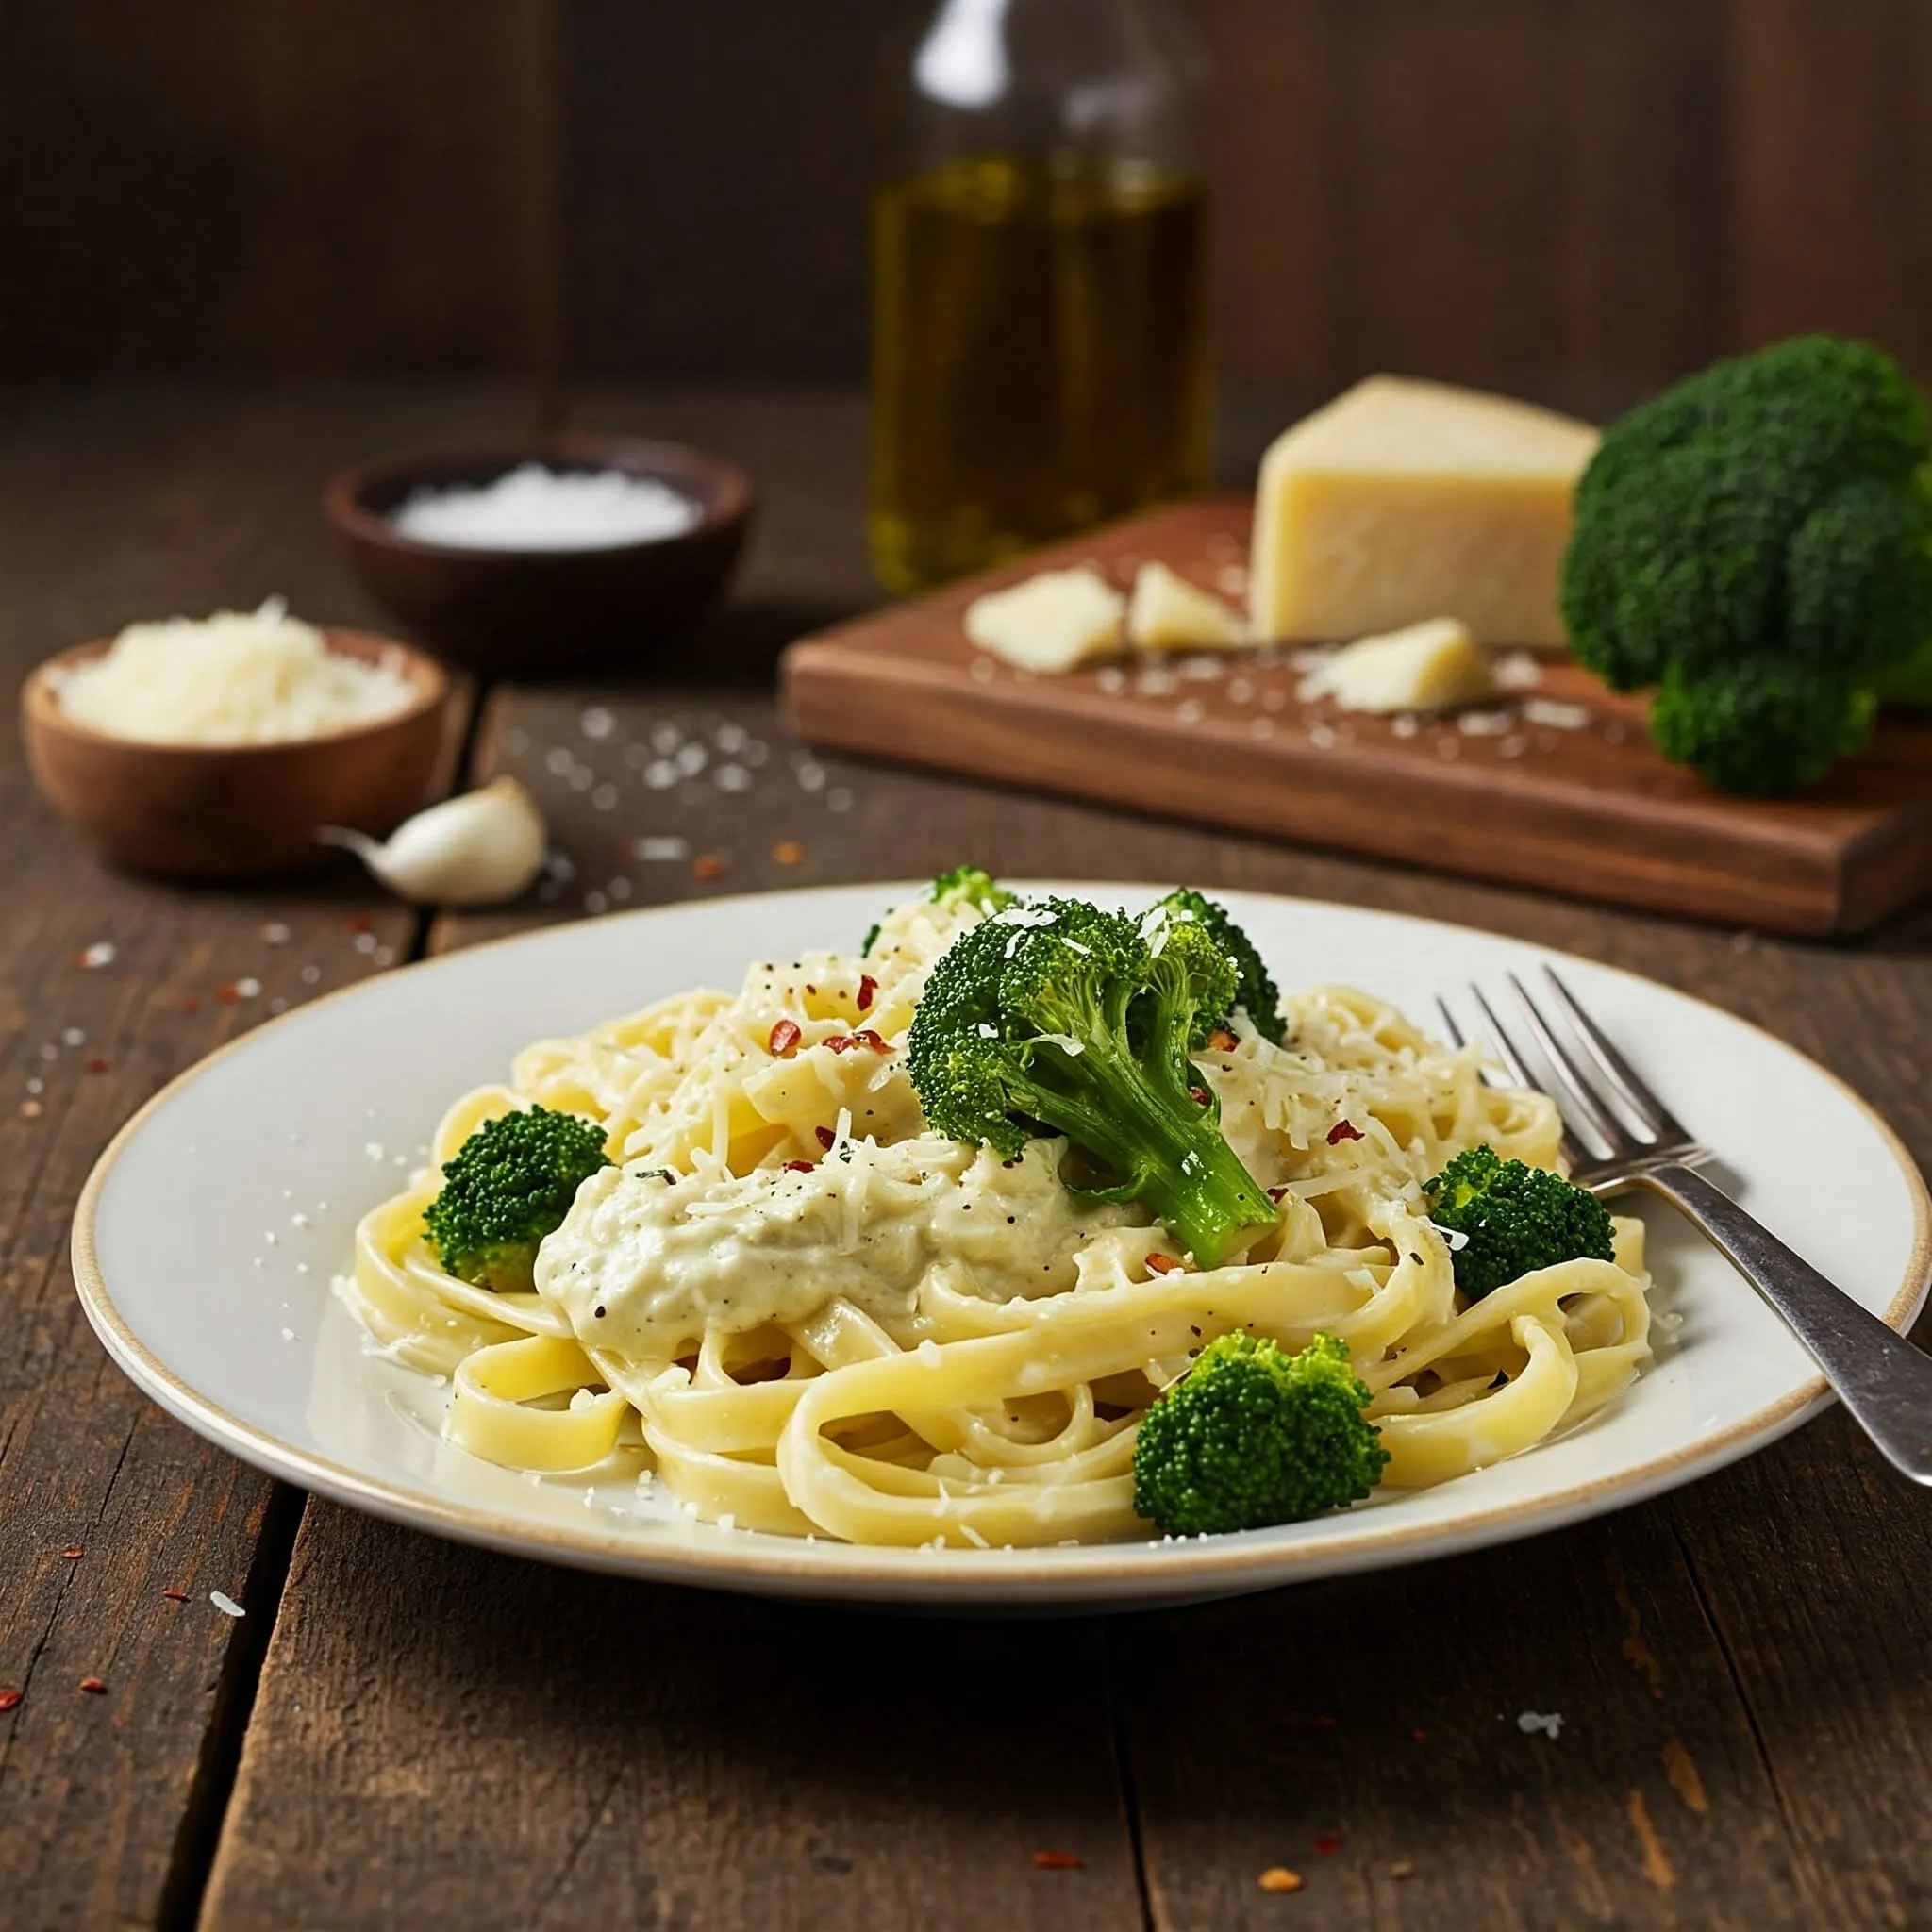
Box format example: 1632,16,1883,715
4,388,1931,1931
784,496,1932,937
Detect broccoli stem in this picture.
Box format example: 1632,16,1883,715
1017,1038,1277,1268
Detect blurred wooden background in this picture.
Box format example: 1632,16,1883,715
0,0,1923,395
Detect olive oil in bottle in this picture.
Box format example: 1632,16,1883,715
871,1,1211,593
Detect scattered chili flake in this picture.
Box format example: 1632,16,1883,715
346,913,373,935
214,983,243,1005
692,854,724,881
1208,1027,1239,1051
824,1035,858,1055
784,1159,815,1174
1258,1867,1303,1893
768,1019,802,1058
1326,1120,1364,1144
1188,1084,1210,1106
61,1546,82,1560
852,1029,888,1053
161,1589,188,1603
815,1125,836,1151
0,1689,19,1712
180,995,202,1013
1032,1851,1083,1871
857,974,877,1012
78,1676,107,1695
1145,1253,1181,1276
773,841,806,866
85,1057,110,1074
1313,1833,1341,1857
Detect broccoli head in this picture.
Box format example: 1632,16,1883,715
422,1105,612,1291
1154,889,1286,1044
1132,1330,1388,1536
863,865,1016,954
1561,333,1932,793
907,895,1279,1267
1424,1145,1615,1300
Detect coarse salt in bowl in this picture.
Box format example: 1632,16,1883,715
389,464,702,552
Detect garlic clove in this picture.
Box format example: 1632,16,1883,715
320,776,549,907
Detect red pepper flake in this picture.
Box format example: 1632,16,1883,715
214,983,243,1005
857,974,877,1012
1313,1833,1341,1858
773,841,806,866
1258,1867,1304,1893
783,1159,815,1174
824,1035,858,1055
768,1019,802,1058
61,1546,83,1560
1266,1185,1291,1202
692,854,724,881
852,1029,888,1053
1326,1120,1364,1144
0,1689,19,1712
1410,1727,1425,1742
1188,1084,1210,1106
346,914,373,935
1144,1253,1181,1276
1208,1027,1239,1051
84,1057,110,1075
161,1588,188,1603
815,1124,836,1151
1032,1851,1083,1870
180,995,202,1014
78,1676,107,1695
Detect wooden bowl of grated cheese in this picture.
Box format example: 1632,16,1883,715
21,607,450,877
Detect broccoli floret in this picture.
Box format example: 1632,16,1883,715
1650,659,1876,796
907,895,1279,1267
1132,1331,1388,1536
863,865,1016,954
422,1106,611,1291
1155,889,1285,1043
1561,334,1932,793
1424,1145,1615,1299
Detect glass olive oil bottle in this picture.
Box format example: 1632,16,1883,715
871,0,1211,593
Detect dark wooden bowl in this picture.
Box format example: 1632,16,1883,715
21,630,449,877
323,432,756,679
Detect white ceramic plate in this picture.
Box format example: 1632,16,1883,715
74,884,1930,1608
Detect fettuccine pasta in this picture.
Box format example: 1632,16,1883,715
338,887,1651,1547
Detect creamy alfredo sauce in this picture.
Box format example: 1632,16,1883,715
536,1135,1145,1361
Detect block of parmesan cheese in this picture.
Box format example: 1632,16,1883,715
1126,562,1247,652
1248,376,1598,647
1304,617,1497,714
964,567,1124,673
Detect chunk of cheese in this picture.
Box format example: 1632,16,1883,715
1304,617,1497,714
1125,562,1247,651
964,567,1124,673
1248,376,1598,647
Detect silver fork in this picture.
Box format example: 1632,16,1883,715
1438,966,1932,1485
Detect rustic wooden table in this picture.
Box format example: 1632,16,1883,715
3,387,1929,1932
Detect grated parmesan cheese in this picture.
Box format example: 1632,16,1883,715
56,599,416,746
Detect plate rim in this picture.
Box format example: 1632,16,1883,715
69,881,1932,1602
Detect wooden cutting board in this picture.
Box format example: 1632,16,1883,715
781,495,1932,935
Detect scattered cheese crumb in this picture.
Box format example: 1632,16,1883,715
964,568,1124,673
1126,561,1247,651
1302,617,1498,715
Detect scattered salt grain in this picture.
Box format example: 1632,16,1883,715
715,763,751,793
1517,1709,1564,1739
591,784,619,810
1175,698,1206,725
1457,709,1514,736
1524,697,1592,731
634,836,691,862
1494,650,1543,691
61,1027,85,1047
235,976,261,998
1096,666,1127,694
1390,714,1420,740
209,1591,245,1618
77,941,116,969
259,923,291,945
391,464,700,552
579,706,616,740
826,788,855,813
796,762,826,793
675,742,708,776
300,964,322,985
644,758,678,790
544,746,574,776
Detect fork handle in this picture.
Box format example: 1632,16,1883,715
1640,1162,1932,1484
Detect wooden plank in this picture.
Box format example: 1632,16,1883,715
1729,0,1932,378
783,496,1932,936
0,2,560,375
0,387,518,1926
